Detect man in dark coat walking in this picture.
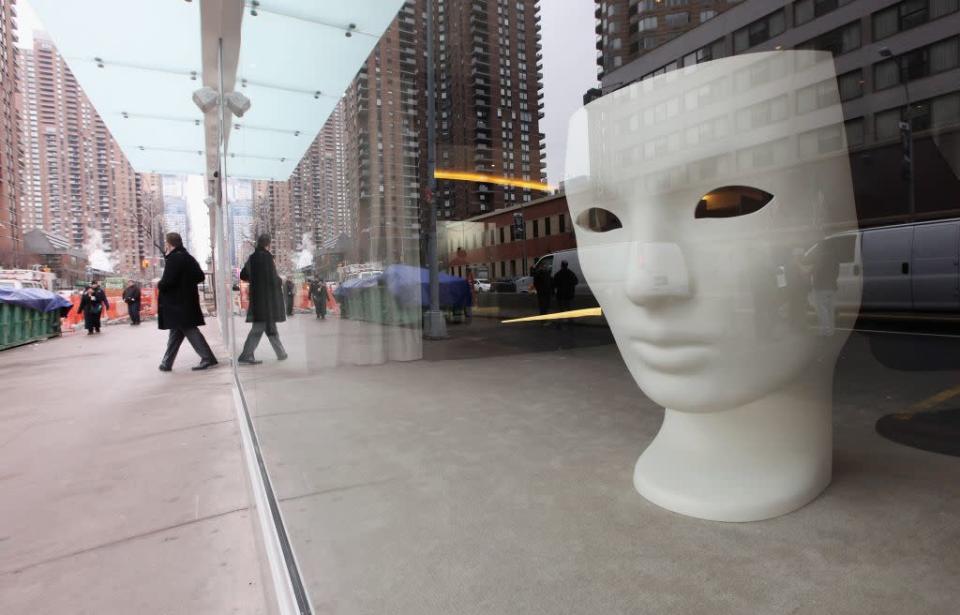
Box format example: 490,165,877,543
238,234,288,364
122,280,142,325
157,232,217,371
309,278,328,320
533,263,553,315
77,281,109,334
552,261,579,312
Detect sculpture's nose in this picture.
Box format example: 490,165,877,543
624,242,691,306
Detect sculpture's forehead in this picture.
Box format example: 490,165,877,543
566,51,849,201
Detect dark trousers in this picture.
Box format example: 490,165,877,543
537,292,551,315
286,296,295,316
128,302,141,324
313,297,326,319
240,321,287,360
83,310,102,332
161,327,215,368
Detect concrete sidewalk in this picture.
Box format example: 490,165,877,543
0,320,268,614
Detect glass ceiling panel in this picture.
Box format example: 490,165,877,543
29,0,406,180
29,0,206,175
233,0,406,179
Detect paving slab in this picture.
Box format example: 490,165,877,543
0,320,269,614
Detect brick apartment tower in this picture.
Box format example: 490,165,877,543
0,0,21,265
288,99,350,258
18,32,141,275
595,0,740,79
434,0,546,220
251,179,294,270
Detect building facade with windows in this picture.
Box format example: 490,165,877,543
594,0,743,79
601,0,960,225
0,0,21,265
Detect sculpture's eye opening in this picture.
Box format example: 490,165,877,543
695,186,773,219
575,207,623,233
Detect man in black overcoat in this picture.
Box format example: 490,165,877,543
157,232,218,371
123,280,142,325
237,234,288,365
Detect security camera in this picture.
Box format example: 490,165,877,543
223,91,251,117
192,87,219,113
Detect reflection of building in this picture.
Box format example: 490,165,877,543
227,179,254,271
289,100,350,254
434,0,547,219
602,0,960,225
22,228,89,289
252,179,293,270
0,0,21,265
442,191,574,279
162,175,190,249
17,33,141,274
594,0,740,79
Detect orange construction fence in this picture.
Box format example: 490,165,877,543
237,282,338,314
61,287,159,332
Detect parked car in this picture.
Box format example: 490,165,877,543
473,278,492,292
0,279,44,289
513,275,534,293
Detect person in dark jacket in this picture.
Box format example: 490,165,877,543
77,281,109,334
157,232,217,371
533,264,553,315
284,277,296,317
552,261,579,312
122,280,142,325
238,234,288,364
309,278,328,320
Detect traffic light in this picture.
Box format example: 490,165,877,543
141,259,150,270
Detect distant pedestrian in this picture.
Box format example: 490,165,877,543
238,234,288,365
77,282,109,334
552,260,579,313
309,278,328,320
533,264,553,315
284,277,296,317
157,232,218,372
122,280,142,325
805,239,841,337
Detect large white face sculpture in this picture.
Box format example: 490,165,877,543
565,51,861,521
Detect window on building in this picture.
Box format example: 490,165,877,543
700,9,717,22
844,117,865,147
733,10,786,53
665,12,690,28
798,20,861,56
875,107,904,140
544,217,551,236
683,39,724,66
874,37,960,91
793,0,854,26
638,16,658,32
559,213,566,233
874,0,959,40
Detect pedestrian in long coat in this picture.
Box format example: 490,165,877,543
309,278,328,320
157,232,217,371
122,280,142,325
238,234,288,364
77,282,109,334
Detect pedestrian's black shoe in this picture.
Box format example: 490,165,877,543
158,364,172,372
237,356,262,365
191,359,219,371
277,352,288,361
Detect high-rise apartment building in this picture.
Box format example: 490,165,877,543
252,179,294,270
342,1,423,265
18,32,141,274
288,100,350,254
595,0,741,79
434,0,546,219
161,175,190,254
0,0,21,265
226,178,254,272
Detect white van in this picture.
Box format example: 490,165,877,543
531,249,592,295
823,218,960,313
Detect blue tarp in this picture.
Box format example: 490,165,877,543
333,265,472,309
381,264,472,309
0,288,73,313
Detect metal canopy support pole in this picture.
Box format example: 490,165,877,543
423,0,447,339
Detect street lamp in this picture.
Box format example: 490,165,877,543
879,46,915,219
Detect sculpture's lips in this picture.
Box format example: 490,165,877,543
628,338,716,372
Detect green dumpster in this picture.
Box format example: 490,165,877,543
0,303,63,351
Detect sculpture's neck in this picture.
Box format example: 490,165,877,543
635,362,837,522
